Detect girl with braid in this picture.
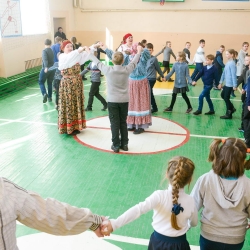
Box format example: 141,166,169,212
191,138,250,250
101,156,198,250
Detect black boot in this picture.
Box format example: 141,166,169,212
220,110,232,119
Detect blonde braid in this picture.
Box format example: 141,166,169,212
171,159,183,230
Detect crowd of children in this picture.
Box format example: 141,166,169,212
38,31,250,152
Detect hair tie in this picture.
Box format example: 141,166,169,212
171,204,184,215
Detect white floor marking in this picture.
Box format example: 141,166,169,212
77,116,189,153
0,134,36,154
16,231,200,250
0,117,26,127
37,109,56,115
27,87,41,90
15,94,40,102
0,119,57,126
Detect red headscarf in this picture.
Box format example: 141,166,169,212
60,40,72,51
123,33,133,44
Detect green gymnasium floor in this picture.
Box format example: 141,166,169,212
0,70,250,249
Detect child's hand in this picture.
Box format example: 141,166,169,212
192,81,196,86
242,89,246,94
137,45,143,54
162,78,166,82
101,219,113,236
217,83,222,89
233,87,237,91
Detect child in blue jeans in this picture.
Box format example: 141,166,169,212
192,54,219,115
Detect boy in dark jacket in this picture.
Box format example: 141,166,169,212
192,54,219,115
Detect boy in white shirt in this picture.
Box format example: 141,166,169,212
191,39,206,82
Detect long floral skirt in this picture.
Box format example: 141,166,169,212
127,77,152,129
58,75,86,134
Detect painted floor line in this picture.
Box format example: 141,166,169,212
0,119,240,140
87,126,187,136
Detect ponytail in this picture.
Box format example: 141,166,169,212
208,139,222,163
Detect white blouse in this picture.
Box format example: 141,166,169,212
58,45,96,70
110,185,198,237
118,44,133,53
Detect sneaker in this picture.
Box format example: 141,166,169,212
101,105,108,111
186,108,193,114
111,144,119,153
151,109,158,113
232,108,236,113
120,145,128,151
133,128,144,134
205,111,215,115
163,107,172,112
168,78,174,82
43,94,47,103
238,127,244,133
85,107,92,111
193,110,202,115
82,77,87,81
48,98,52,102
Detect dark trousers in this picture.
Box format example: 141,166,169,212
148,78,157,111
240,93,246,129
191,62,203,80
200,235,244,250
87,81,107,109
38,69,54,98
198,85,214,111
108,102,129,147
213,66,222,86
169,92,192,109
54,79,61,106
221,86,235,111
243,101,250,148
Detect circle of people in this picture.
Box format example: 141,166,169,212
38,30,250,154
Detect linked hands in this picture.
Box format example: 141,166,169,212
101,218,113,236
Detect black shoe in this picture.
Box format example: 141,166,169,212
231,93,236,97
168,78,174,82
128,127,135,131
111,144,119,153
100,74,104,77
193,110,202,115
220,111,232,119
151,109,158,113
186,108,193,114
133,128,144,134
43,94,47,103
238,127,244,133
101,105,108,111
48,97,52,102
82,77,87,81
85,107,92,111
232,108,236,113
120,145,128,151
205,111,215,115
163,107,172,112
71,130,81,135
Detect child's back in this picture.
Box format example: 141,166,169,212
191,138,250,249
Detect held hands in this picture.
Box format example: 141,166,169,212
162,77,166,82
192,81,196,86
44,68,48,73
242,89,246,94
101,219,113,236
248,106,250,112
217,83,222,90
233,87,237,91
